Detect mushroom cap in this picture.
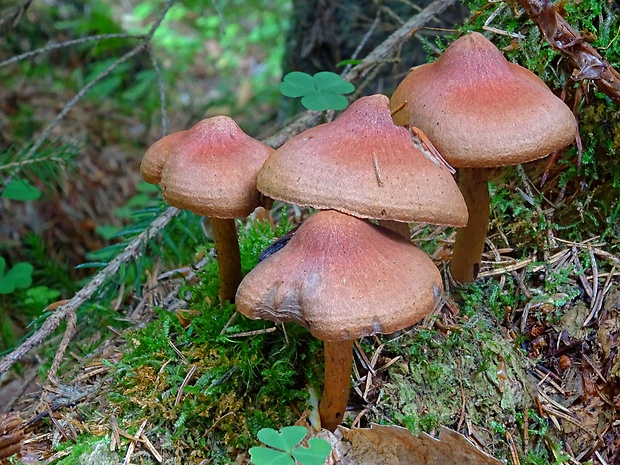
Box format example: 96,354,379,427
141,116,274,218
235,210,443,342
140,129,190,185
257,94,467,226
389,32,577,168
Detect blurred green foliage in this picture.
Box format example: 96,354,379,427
0,0,292,352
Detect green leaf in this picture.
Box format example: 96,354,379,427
0,261,34,294
313,72,354,94
249,446,295,465
280,71,354,111
2,178,41,201
96,224,123,240
301,93,349,111
24,286,61,307
280,72,316,97
336,59,362,67
257,426,307,452
292,438,332,465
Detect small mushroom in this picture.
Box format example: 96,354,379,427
257,94,467,230
235,210,443,431
389,32,577,282
140,116,274,302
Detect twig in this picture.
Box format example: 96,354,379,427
175,364,197,406
2,0,175,189
146,44,169,137
47,307,77,384
516,0,620,105
0,33,145,69
346,0,458,84
583,266,615,326
0,206,180,375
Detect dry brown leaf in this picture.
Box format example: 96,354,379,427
314,424,502,465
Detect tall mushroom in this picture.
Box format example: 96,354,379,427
389,32,577,283
140,116,274,302
235,210,443,431
258,94,468,232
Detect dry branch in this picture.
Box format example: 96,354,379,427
0,0,458,375
517,0,620,105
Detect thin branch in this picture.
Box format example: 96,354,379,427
146,45,169,137
0,0,457,374
517,0,620,105
345,0,458,84
21,1,174,163
1,0,176,191
0,33,145,69
0,156,66,172
0,206,181,375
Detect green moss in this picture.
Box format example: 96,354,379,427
98,215,325,463
373,281,535,461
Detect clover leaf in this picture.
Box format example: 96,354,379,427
0,258,34,294
280,71,354,111
2,178,41,201
249,426,331,465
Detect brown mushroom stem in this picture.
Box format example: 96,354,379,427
450,168,491,284
377,220,410,239
210,217,243,303
319,340,354,432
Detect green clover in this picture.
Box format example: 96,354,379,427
0,258,34,294
249,426,331,465
280,71,355,111
2,178,41,201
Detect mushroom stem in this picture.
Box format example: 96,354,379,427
210,217,243,303
319,340,354,432
450,167,491,284
377,220,410,239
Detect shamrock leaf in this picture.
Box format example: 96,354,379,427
292,438,332,465
0,258,34,294
248,446,295,465
280,72,316,98
2,178,41,201
257,426,307,452
251,426,331,465
280,71,354,111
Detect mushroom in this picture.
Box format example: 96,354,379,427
140,116,274,302
235,210,443,431
257,94,468,232
389,32,577,282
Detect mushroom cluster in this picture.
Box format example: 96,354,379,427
235,94,468,431
140,31,580,436
389,32,578,283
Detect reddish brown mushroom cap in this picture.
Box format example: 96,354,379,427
257,95,467,227
142,116,274,218
235,210,443,342
389,32,577,168
140,129,190,185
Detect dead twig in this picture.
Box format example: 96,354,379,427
517,0,620,105
0,206,180,375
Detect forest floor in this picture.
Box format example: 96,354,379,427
1,2,619,464
1,196,619,464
